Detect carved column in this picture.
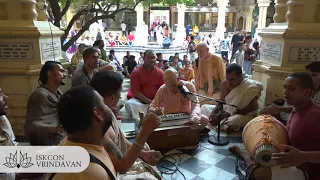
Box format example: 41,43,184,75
134,4,145,46
245,5,256,32
273,0,288,23
257,0,271,29
303,0,318,23
175,3,186,46
0,0,7,20
36,0,48,21
316,0,320,22
20,0,38,20
215,0,229,39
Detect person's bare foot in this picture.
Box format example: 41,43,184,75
228,146,254,168
228,145,243,156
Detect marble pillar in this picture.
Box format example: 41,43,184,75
252,0,320,106
0,0,64,135
245,5,256,32
36,0,48,21
215,0,229,39
134,4,145,46
255,0,271,36
273,0,288,23
175,3,186,46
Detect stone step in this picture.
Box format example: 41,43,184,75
105,46,187,54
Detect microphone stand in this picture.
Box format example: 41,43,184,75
187,92,237,146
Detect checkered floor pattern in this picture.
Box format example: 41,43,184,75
119,79,244,180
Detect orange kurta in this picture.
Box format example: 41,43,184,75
195,53,226,96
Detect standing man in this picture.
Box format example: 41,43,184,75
125,50,164,119
25,61,66,145
230,29,244,59
96,28,102,41
186,24,191,38
220,32,230,61
121,21,127,36
194,42,226,103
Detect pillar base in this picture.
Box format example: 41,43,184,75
0,20,64,135
253,22,320,106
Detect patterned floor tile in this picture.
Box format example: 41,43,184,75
212,149,233,157
163,149,192,163
191,176,206,180
179,157,213,175
213,143,245,150
177,148,204,156
193,149,226,166
214,157,236,174
161,167,197,180
198,166,236,180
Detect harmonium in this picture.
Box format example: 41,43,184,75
146,113,200,150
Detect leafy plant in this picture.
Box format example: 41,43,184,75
47,0,194,51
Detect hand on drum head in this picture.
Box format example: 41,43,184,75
141,113,161,135
272,145,304,168
260,104,281,116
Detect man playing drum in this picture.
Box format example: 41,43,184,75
201,64,263,134
229,72,320,180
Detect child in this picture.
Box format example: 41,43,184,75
231,41,245,71
179,60,195,82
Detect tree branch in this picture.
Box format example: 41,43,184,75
61,8,89,42
48,0,62,27
61,0,145,51
60,0,71,17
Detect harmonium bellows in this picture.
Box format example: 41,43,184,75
147,113,200,150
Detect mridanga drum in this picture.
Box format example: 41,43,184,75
242,115,288,167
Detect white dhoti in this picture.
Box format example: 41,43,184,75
200,104,257,131
200,78,263,131
125,98,149,120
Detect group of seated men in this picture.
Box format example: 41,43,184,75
1,41,320,179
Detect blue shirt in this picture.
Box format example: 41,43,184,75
186,25,191,33
162,38,171,45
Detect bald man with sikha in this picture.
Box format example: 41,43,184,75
149,68,209,129
194,42,226,104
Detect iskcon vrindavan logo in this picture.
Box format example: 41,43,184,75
4,151,34,169
0,146,90,173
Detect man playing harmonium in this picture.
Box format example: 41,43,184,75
149,68,208,129
229,72,320,180
201,64,263,134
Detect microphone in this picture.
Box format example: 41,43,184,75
178,85,191,98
